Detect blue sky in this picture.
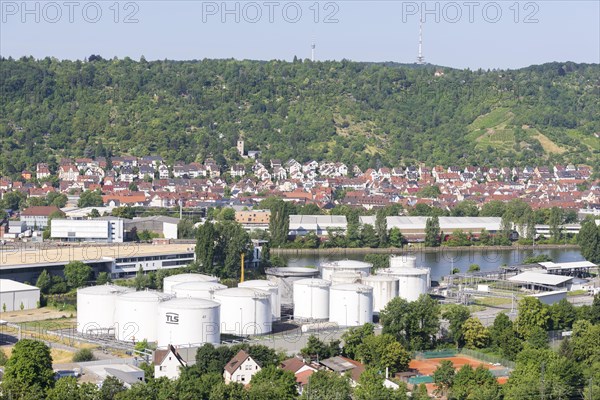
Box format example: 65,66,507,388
1,1,598,69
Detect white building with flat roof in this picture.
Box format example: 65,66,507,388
51,219,124,243
360,216,502,240
0,279,40,311
289,215,347,236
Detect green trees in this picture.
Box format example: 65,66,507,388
269,199,290,247
515,297,549,339
355,334,411,374
247,366,297,400
63,261,93,288
489,313,522,360
450,365,502,400
301,370,351,400
375,208,388,247
442,304,471,347
341,323,375,359
462,317,489,349
548,207,564,242
380,295,441,350
1,339,55,398
504,348,584,400
300,335,340,362
194,220,251,279
432,360,455,398
78,189,103,207
35,269,52,294
424,216,441,247
578,218,600,264
196,221,216,273
353,368,408,400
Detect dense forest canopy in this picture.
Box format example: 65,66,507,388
1,56,598,176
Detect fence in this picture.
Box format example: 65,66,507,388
413,349,458,360
459,348,515,369
408,376,434,385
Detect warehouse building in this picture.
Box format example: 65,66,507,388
51,219,124,243
360,216,503,241
289,215,347,237
124,216,180,240
0,279,40,311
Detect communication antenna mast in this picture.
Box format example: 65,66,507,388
311,43,316,62
417,18,425,64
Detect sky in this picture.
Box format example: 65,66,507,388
1,0,599,69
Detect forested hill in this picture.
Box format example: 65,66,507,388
1,57,599,176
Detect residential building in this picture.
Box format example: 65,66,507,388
154,345,187,380
20,205,61,229
223,350,261,385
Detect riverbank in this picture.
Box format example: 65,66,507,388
272,244,580,255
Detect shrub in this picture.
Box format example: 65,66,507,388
72,348,95,362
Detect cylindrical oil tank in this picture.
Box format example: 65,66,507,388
361,275,399,312
114,290,172,342
77,285,133,334
378,267,430,302
293,278,331,321
389,255,417,269
265,267,319,305
238,280,281,320
163,273,219,294
157,298,220,347
320,260,372,281
214,288,272,336
330,271,364,285
172,281,227,300
329,284,373,327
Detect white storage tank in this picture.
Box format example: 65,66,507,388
328,284,373,327
238,280,281,320
163,273,219,294
362,275,399,313
114,290,172,342
389,255,417,269
77,285,133,335
293,278,331,321
214,288,272,336
157,298,220,347
172,281,227,300
378,267,430,302
330,271,364,285
265,267,320,305
320,260,372,281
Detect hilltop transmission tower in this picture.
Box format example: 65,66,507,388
417,18,425,64
311,43,316,62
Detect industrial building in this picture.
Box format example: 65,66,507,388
0,279,40,311
288,215,347,236
125,216,180,240
0,243,196,282
360,216,502,240
508,271,574,291
51,219,124,243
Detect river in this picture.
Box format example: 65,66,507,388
279,247,585,282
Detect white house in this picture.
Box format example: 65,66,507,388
223,350,261,385
154,345,187,380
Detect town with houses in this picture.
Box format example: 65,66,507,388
2,141,599,215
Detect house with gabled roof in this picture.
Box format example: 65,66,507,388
154,345,188,380
223,350,261,385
